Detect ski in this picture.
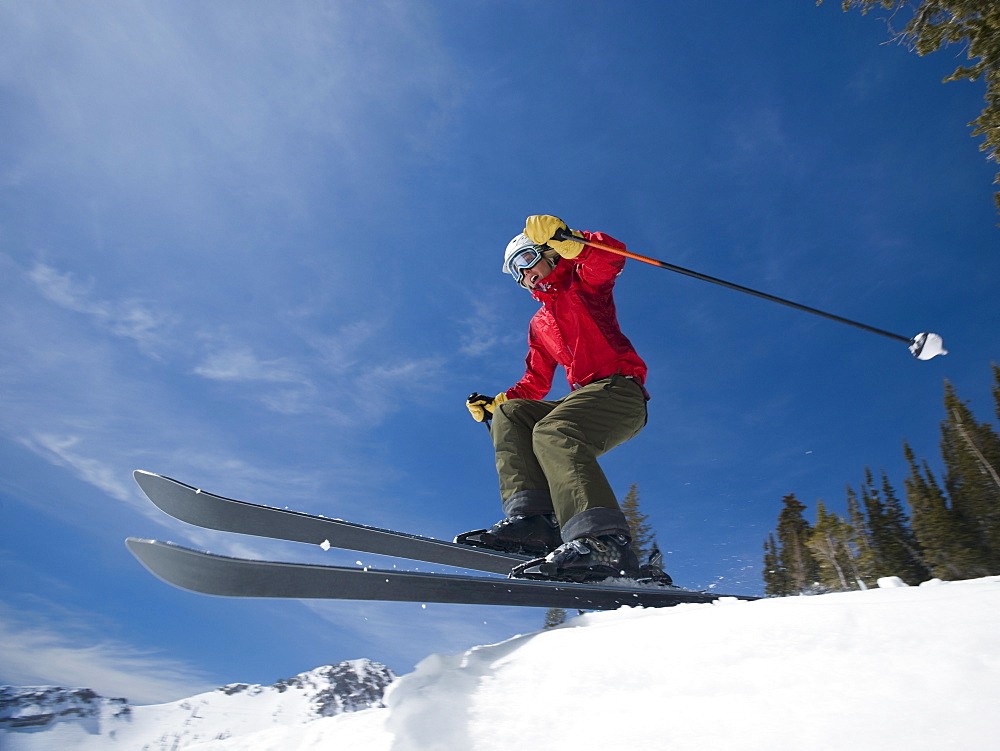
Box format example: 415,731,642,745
133,470,528,575
125,538,752,610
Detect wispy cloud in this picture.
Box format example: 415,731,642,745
346,356,446,425
1,248,451,532
26,263,99,312
457,295,523,358
0,603,216,704
310,320,383,376
458,299,504,357
0,0,465,219
17,432,135,505
193,345,312,386
13,252,445,425
27,261,173,354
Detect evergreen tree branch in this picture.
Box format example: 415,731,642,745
826,0,1000,216
951,407,1000,492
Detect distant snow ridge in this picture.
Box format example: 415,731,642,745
223,659,395,715
0,659,395,751
0,686,129,731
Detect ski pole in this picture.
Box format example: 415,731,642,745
553,229,946,360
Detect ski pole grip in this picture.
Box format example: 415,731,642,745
552,227,585,243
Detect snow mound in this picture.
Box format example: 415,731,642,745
381,576,1000,751
5,579,1000,750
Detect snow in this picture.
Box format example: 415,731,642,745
4,576,1000,750
1,661,392,751
379,577,1000,751
185,708,392,751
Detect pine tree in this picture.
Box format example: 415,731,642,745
877,470,931,583
860,468,931,584
763,533,790,596
992,363,1000,424
940,382,1000,568
774,494,820,594
846,486,878,587
543,608,567,629
903,442,988,578
621,483,657,563
807,500,857,591
763,367,1000,591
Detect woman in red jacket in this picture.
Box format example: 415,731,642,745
460,215,654,582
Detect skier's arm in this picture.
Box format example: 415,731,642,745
571,231,627,289
523,215,626,290
506,326,557,400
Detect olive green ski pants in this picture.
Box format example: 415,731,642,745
491,374,648,542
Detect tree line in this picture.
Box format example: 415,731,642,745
764,364,1000,596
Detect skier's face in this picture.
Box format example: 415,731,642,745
520,256,554,290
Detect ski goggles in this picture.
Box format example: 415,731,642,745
505,246,544,284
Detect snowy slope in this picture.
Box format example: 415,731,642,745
1,660,393,750
189,576,1000,751
4,577,999,750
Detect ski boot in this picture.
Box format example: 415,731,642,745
455,514,561,556
637,546,674,585
510,533,641,583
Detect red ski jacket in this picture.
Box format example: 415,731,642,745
505,231,648,400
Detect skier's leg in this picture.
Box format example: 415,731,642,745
531,375,648,541
455,397,562,555
491,397,559,517
509,377,649,580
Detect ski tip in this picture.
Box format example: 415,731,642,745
133,470,194,502
133,469,161,484
908,332,947,360
125,538,206,595
132,470,160,501
126,536,202,567
125,536,157,554
125,537,160,571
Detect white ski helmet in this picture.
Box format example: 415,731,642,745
503,233,533,273
502,233,549,278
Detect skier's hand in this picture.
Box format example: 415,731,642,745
524,215,584,259
466,392,508,422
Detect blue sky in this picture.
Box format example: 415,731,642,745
1,0,997,703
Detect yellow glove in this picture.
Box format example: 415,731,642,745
466,392,508,422
524,215,584,259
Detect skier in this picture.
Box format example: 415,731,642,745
459,214,654,582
